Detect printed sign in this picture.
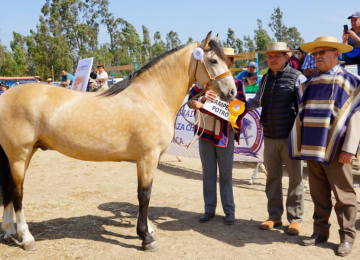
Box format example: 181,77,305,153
202,97,230,121
166,94,264,162
72,57,94,92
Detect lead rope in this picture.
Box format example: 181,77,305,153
173,85,209,148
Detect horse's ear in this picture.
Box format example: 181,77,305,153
201,31,212,49
214,34,219,42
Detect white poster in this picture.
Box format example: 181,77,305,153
166,94,264,162
71,57,94,92
202,97,230,121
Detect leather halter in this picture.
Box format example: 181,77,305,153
193,44,233,88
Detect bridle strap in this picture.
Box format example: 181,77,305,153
194,55,233,88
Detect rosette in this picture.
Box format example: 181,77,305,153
193,47,204,60
228,100,245,131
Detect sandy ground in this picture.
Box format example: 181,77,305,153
0,150,360,260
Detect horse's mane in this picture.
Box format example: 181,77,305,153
101,39,227,97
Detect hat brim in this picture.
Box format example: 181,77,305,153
300,41,353,54
256,50,296,54
348,15,360,19
95,78,108,81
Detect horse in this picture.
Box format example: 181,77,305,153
0,32,236,252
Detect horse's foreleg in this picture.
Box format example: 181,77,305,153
136,155,159,252
10,159,36,251
1,202,17,242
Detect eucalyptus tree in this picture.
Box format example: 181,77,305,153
166,30,181,51
268,7,288,42
152,31,166,58
40,0,107,65
142,25,152,63
254,19,272,62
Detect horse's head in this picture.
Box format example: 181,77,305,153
193,32,237,101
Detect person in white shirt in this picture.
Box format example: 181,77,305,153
97,64,108,79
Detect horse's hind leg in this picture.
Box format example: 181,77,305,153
8,153,37,251
136,154,159,252
1,202,17,243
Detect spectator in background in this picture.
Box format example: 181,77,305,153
61,69,74,87
87,78,98,92
97,64,108,79
236,61,260,85
90,68,97,80
339,11,360,75
47,78,53,85
96,78,109,92
34,76,41,83
245,72,259,93
296,47,306,73
0,83,8,95
285,45,300,69
301,53,319,78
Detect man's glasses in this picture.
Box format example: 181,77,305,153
311,49,336,57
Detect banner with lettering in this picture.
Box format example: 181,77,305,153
166,94,264,162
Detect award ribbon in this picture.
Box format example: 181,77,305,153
228,100,245,131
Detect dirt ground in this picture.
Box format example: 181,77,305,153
1,150,360,260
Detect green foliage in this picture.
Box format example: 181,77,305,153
0,4,305,78
254,19,272,62
166,31,181,50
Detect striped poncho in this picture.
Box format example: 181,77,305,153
289,65,360,164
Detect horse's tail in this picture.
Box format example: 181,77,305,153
0,144,11,206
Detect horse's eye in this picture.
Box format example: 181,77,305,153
210,59,217,64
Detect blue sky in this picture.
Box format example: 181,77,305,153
0,0,358,50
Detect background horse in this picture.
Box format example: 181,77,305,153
0,32,236,251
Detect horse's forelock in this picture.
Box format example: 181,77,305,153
205,40,231,67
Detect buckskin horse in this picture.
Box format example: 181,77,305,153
0,32,236,251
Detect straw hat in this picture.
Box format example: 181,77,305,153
300,36,353,54
256,42,295,54
47,78,52,82
222,47,243,58
96,78,108,82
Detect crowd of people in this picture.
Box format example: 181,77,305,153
188,11,360,258
25,64,110,93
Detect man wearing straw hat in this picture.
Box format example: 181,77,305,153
289,36,360,257
246,42,307,235
188,47,246,225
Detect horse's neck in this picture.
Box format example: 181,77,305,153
132,44,196,117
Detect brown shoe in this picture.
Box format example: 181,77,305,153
337,242,353,257
287,222,301,235
301,233,328,246
260,219,282,230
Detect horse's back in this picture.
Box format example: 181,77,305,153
0,83,174,161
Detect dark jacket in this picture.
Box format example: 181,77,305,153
259,64,301,139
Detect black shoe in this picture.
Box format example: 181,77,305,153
225,214,235,225
301,233,328,246
337,242,353,257
199,213,215,223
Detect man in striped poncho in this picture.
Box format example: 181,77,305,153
289,36,360,257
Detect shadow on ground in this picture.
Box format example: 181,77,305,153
1,202,338,252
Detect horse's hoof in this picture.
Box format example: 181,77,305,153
142,241,159,252
151,233,158,241
23,241,37,251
